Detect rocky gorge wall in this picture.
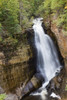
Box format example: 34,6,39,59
44,17,67,71
0,33,35,93
0,19,67,100
51,23,67,73
44,18,67,99
50,23,67,99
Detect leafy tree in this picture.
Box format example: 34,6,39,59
41,0,67,31
0,0,67,40
0,0,21,34
19,0,44,28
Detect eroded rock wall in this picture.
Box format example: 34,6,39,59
44,17,67,73
0,33,35,93
51,24,67,72
44,19,67,99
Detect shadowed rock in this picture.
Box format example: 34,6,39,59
21,73,44,99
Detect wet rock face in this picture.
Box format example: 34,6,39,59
50,24,67,74
44,20,67,99
44,22,67,72
51,24,67,59
44,18,67,61
0,33,35,93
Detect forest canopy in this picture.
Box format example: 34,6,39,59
0,0,67,44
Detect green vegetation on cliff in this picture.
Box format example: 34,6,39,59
0,0,20,34
0,0,44,45
65,83,67,91
35,0,67,31
0,0,21,45
0,0,67,45
43,0,67,31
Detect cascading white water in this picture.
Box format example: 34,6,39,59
33,18,62,89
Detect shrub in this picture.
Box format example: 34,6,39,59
0,94,6,100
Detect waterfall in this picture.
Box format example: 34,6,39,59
33,18,62,89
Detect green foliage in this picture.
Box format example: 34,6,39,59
0,0,22,44
0,23,3,32
51,0,65,10
0,0,67,44
0,94,6,100
29,0,44,15
56,10,67,30
65,83,67,91
0,36,2,42
35,2,45,17
42,0,67,31
3,36,18,45
44,0,51,14
19,0,44,28
0,0,20,34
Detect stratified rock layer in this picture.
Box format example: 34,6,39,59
51,23,67,73
0,33,35,93
44,19,67,99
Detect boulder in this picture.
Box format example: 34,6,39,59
21,73,43,98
